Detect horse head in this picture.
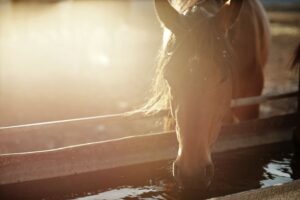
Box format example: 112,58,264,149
154,0,243,189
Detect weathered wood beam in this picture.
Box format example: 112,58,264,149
0,114,297,185
230,91,298,108
0,91,297,131
209,179,300,200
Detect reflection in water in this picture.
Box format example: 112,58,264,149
74,143,300,200
76,186,165,200
261,156,293,187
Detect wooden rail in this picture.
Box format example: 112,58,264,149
230,91,298,107
0,88,298,185
0,113,297,185
0,91,298,131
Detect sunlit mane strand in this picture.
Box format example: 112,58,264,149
143,21,233,115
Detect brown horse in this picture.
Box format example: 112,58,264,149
145,0,270,188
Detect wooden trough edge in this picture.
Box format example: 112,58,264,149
0,113,297,185
209,179,300,200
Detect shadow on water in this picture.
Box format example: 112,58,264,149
0,142,299,200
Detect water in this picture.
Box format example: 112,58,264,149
0,142,299,200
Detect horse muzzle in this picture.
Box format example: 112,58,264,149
173,160,214,189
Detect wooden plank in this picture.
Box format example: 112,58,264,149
0,92,297,131
230,91,298,108
0,114,297,185
0,112,139,131
209,180,300,200
221,113,297,135
0,131,178,186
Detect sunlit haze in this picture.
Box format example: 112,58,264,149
0,0,161,126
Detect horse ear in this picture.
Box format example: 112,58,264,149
154,0,182,33
215,0,243,33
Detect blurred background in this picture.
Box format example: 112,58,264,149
0,0,299,152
